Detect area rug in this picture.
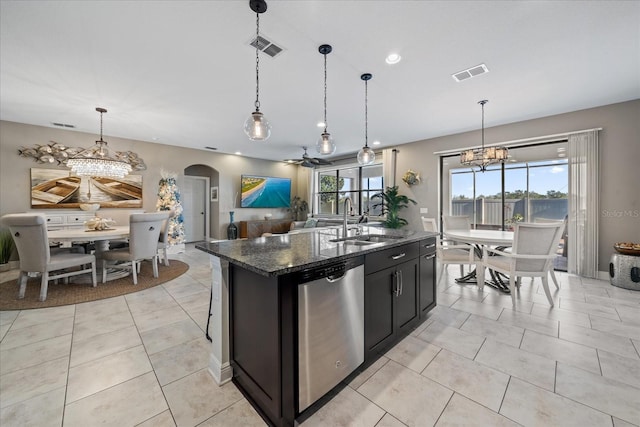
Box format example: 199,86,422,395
0,260,189,310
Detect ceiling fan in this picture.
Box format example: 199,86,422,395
284,147,333,168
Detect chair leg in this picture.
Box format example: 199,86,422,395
550,270,560,289
516,277,522,288
102,259,108,284
132,261,138,285
39,272,49,302
18,271,28,299
459,264,464,276
91,260,97,287
437,264,445,286
509,275,517,307
541,275,554,307
477,265,485,291
152,256,159,278
163,248,169,266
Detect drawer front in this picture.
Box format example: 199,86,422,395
67,214,93,225
365,242,419,275
46,215,64,225
419,237,436,255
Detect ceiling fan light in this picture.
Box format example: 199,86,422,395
316,132,336,155
244,111,271,141
357,146,375,165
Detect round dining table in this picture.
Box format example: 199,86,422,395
443,229,514,293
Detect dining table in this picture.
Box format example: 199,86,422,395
444,229,514,293
48,225,130,282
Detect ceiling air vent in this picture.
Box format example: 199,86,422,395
452,63,489,82
52,122,75,128
249,34,284,58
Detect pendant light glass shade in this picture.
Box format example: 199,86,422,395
316,44,336,155
357,73,375,165
67,107,132,178
244,0,271,141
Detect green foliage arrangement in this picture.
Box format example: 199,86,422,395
0,229,15,264
372,185,417,229
289,196,309,221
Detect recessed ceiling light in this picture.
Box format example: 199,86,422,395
235,151,242,155
385,53,401,65
372,140,381,146
317,121,325,128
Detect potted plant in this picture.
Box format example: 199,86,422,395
289,196,309,221
372,185,417,228
0,228,16,272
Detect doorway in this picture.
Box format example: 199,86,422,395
182,176,209,242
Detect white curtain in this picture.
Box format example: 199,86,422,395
382,148,397,188
568,130,599,278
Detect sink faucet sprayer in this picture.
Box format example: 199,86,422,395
343,197,352,237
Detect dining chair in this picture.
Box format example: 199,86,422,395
532,217,567,288
157,209,175,267
1,213,97,301
101,212,169,284
478,222,564,307
443,215,471,231
422,217,478,285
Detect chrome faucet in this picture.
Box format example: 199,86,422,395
343,197,352,237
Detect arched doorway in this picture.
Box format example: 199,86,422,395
184,164,220,240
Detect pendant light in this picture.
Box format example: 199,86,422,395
460,99,508,172
357,73,375,165
67,107,132,178
316,44,336,155
243,0,271,141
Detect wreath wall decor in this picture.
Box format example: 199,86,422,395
402,169,421,186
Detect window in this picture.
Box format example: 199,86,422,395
314,163,383,216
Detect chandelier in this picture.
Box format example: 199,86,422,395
357,73,375,165
316,44,337,155
243,0,271,141
460,100,508,172
67,107,132,178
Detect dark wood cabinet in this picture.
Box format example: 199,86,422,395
364,242,421,360
419,238,437,317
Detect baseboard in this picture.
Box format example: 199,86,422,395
597,270,609,281
209,353,233,385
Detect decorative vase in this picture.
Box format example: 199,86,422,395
227,211,238,240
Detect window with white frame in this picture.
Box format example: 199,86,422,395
313,163,383,216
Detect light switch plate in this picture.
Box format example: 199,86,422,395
420,208,429,214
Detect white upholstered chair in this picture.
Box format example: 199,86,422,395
102,212,169,284
1,213,97,301
422,217,478,285
157,209,175,267
532,217,567,288
478,222,564,307
443,215,471,232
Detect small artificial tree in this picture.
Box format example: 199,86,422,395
156,171,186,246
289,196,309,221
372,185,417,229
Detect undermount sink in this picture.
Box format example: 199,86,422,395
330,234,405,245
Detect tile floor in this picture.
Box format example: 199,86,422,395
1,244,639,426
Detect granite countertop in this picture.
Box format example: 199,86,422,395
196,226,437,277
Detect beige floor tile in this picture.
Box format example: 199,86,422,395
0,386,65,427
0,316,73,350
450,298,504,321
375,413,407,427
149,337,211,386
199,400,266,427
420,305,471,329
384,335,441,373
460,314,524,348
556,362,640,425
163,369,243,427
613,416,639,427
74,296,129,324
615,305,640,326
10,305,75,330
126,291,179,317
72,309,135,341
140,318,203,355
559,298,621,320
416,321,485,359
187,308,210,332
435,292,460,307
64,372,168,427
0,333,71,375
67,345,152,403
559,323,639,359
591,316,640,341
530,303,591,328
442,284,487,302
137,409,176,427
132,304,191,334
422,349,509,412
475,339,556,391
70,324,141,367
480,292,535,313
0,357,68,408
436,393,518,427
346,356,389,390
0,323,9,342
301,385,385,427
520,330,600,374
163,280,207,300
358,360,453,427
497,309,559,337
0,310,19,327
175,290,210,312
597,349,640,389
501,377,613,426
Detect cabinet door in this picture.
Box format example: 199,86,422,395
419,252,436,317
365,267,395,357
395,259,419,334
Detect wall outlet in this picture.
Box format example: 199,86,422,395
420,208,429,214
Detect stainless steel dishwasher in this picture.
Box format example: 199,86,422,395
298,257,365,412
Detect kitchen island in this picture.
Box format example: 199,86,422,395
196,225,437,427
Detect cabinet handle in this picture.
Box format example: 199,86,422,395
391,253,406,260
326,273,346,283
424,254,435,260
397,270,403,296
392,272,399,296
423,243,435,249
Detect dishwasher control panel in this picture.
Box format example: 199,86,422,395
297,256,364,284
